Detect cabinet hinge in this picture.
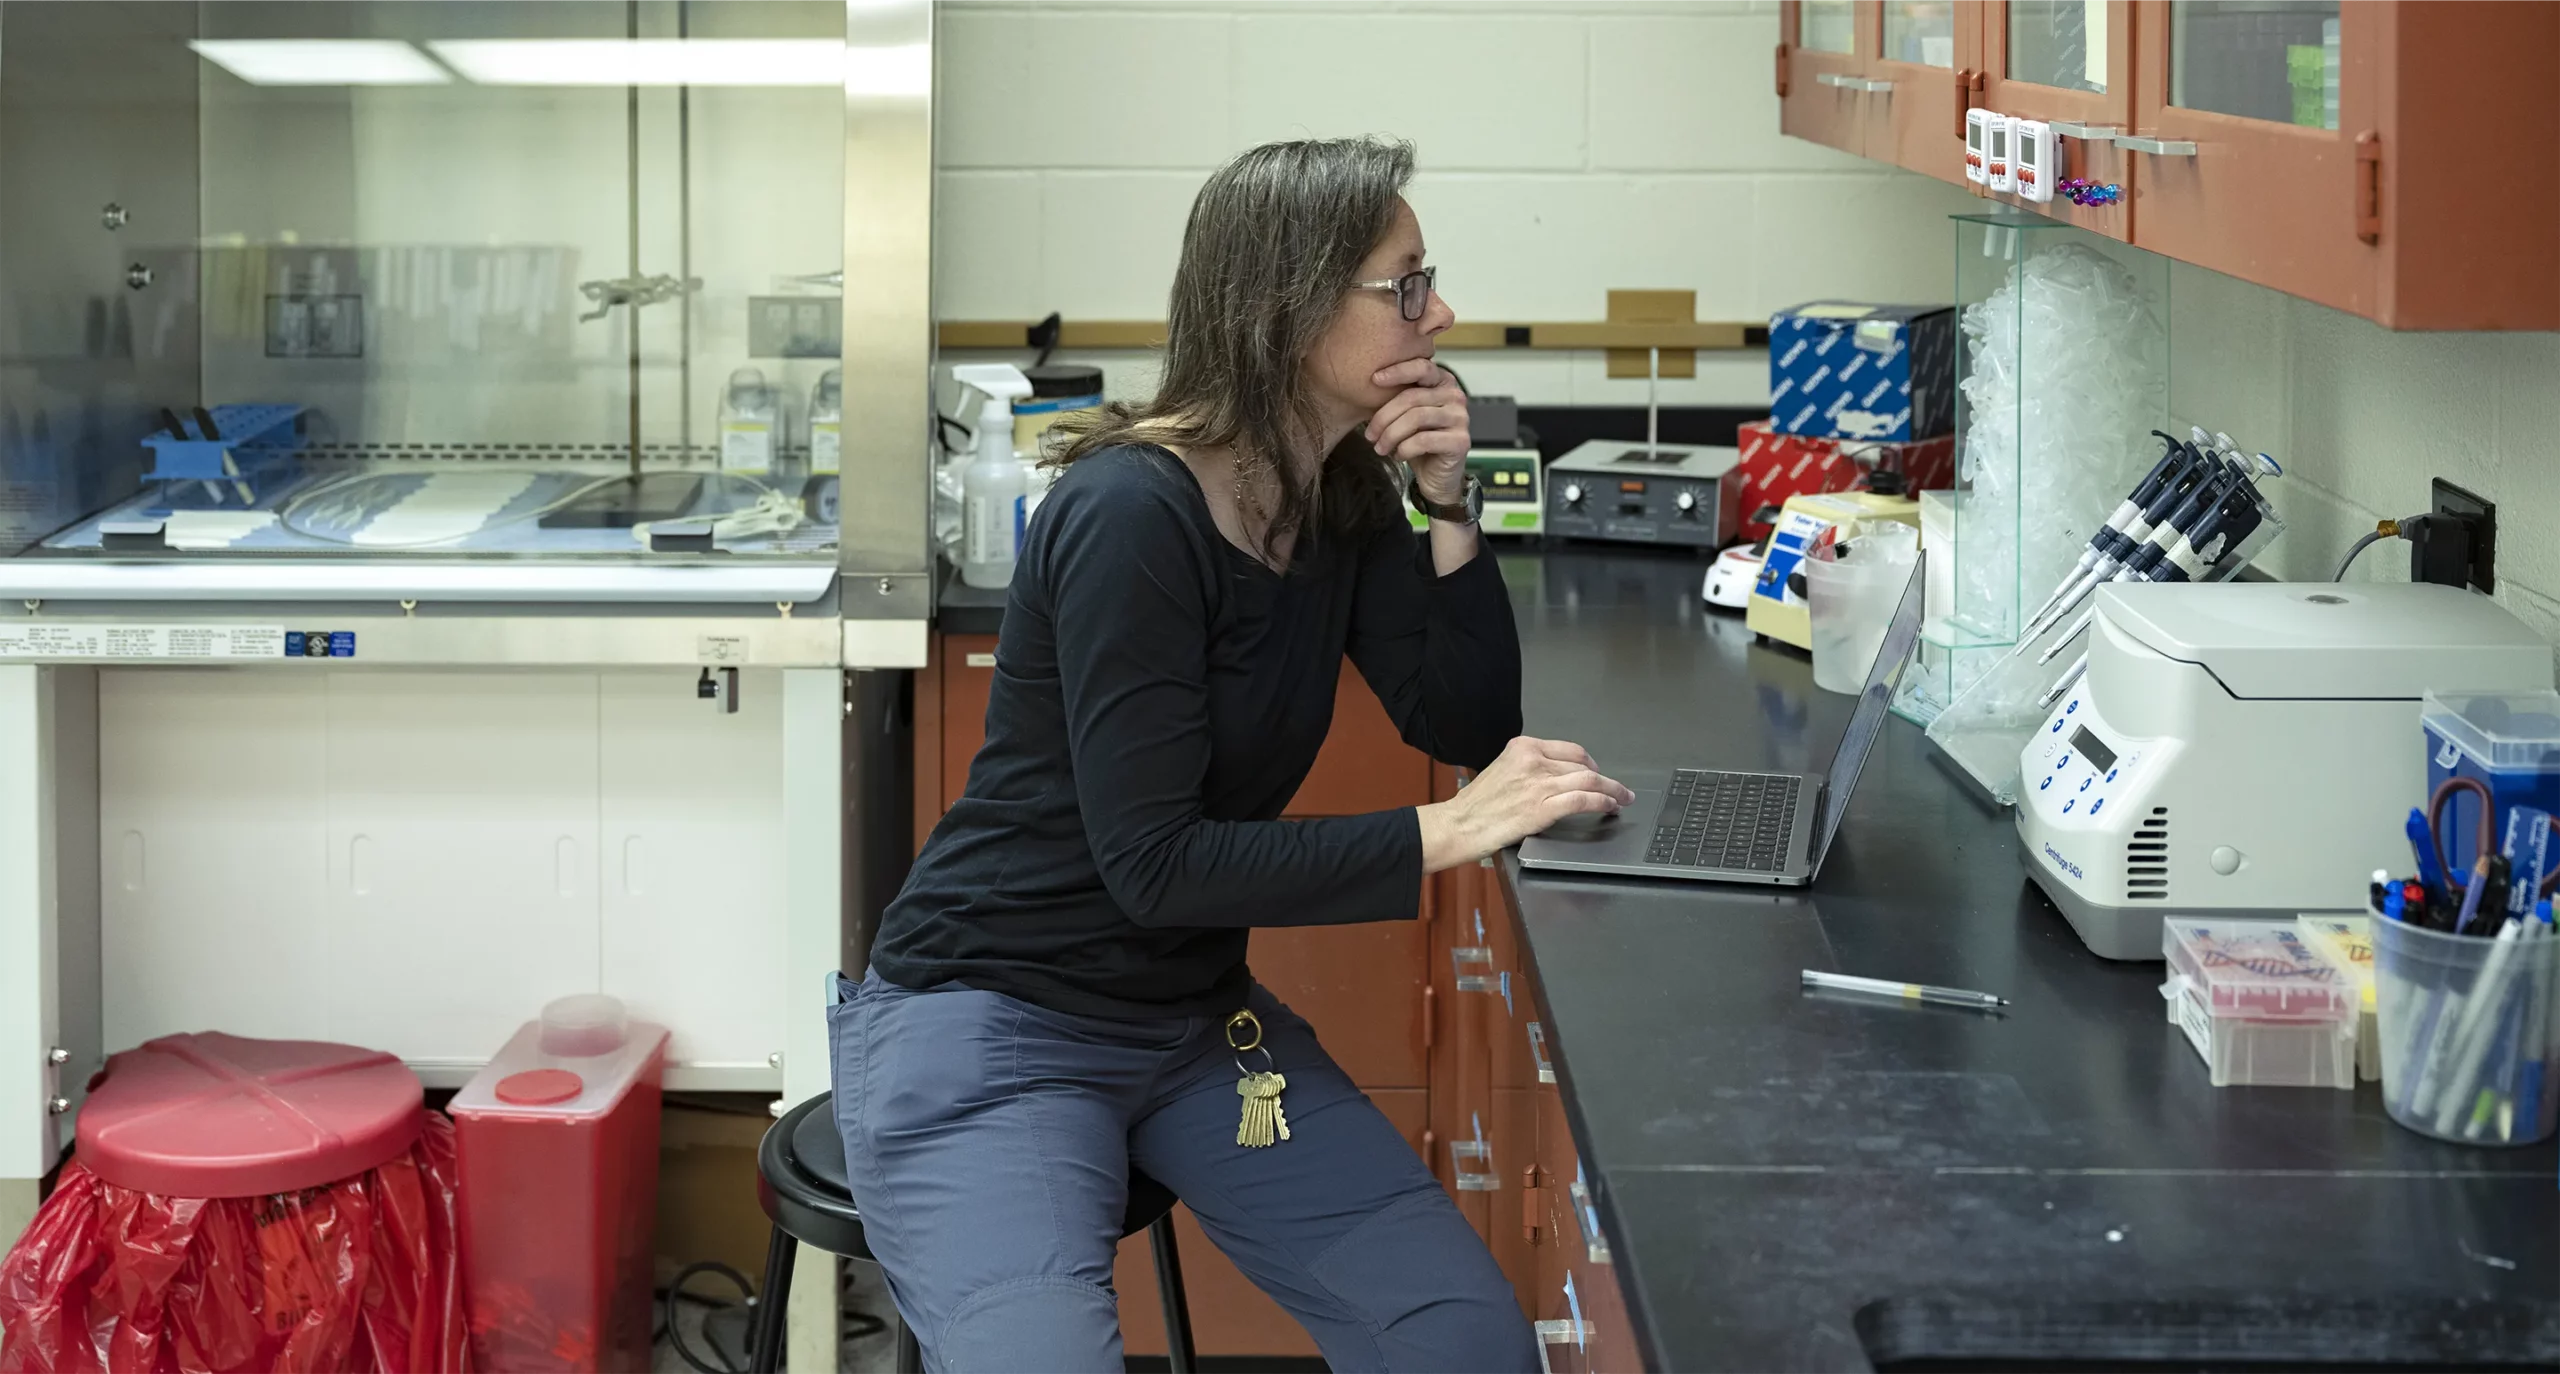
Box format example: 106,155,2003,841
1774,43,1790,98
1954,68,1982,139
2355,131,2382,245
1522,1165,1547,1242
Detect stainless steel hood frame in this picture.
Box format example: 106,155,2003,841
837,0,935,625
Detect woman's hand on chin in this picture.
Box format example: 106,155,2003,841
1363,358,1469,502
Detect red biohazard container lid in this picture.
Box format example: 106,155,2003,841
76,1032,425,1198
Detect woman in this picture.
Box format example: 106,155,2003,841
837,137,1633,1373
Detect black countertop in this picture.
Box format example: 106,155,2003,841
937,562,1008,637
1495,548,2560,1372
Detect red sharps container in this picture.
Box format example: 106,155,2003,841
451,995,670,1372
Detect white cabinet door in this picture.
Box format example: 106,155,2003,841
100,669,329,1049
599,669,787,1075
322,672,601,1068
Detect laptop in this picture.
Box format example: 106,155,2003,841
1518,551,1924,886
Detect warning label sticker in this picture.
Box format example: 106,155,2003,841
0,624,287,660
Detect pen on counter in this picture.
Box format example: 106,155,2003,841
1801,969,2009,1012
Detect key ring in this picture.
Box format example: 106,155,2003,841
1226,1010,1275,1077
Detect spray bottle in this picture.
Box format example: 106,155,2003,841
953,362,1034,589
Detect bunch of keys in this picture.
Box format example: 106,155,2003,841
1225,1010,1290,1148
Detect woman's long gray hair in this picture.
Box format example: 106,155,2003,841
1047,137,1413,563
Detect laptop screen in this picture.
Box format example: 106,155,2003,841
1810,550,1927,873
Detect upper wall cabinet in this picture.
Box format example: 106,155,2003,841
1775,1,2560,330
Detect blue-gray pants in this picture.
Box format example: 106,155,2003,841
829,971,1537,1373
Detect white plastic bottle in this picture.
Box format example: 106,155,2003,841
953,363,1033,589
719,367,779,479
807,368,843,477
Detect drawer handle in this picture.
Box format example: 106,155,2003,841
1571,1173,1614,1265
2050,120,2120,140
1451,1113,1498,1192
963,652,995,668
1533,1320,1593,1374
1528,1021,1557,1085
2114,134,2197,156
1814,71,1852,87
1451,945,1500,994
1851,78,1895,93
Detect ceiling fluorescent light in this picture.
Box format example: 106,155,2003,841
427,39,848,88
189,39,452,86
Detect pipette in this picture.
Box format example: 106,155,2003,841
2032,462,2284,663
2016,437,2231,645
2017,432,2206,637
2020,432,2192,626
2154,481,2276,583
2038,652,2088,709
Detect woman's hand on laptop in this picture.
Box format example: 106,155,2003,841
1418,737,1635,873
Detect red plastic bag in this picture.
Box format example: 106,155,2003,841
0,1113,470,1374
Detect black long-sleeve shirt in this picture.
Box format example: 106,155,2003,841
871,443,1523,1019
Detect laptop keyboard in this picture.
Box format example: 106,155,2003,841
1645,769,1800,871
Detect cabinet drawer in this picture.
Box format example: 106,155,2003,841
1284,662,1431,815
1115,1087,1429,1357
1250,920,1429,1088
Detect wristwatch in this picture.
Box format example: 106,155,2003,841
1408,471,1483,526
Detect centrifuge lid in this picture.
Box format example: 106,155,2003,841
2097,582,2550,700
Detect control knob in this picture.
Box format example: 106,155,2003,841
1673,489,1698,516
1560,482,1585,506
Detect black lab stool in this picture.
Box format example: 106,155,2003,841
747,1091,1197,1373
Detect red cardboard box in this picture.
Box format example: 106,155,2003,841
1734,420,1955,541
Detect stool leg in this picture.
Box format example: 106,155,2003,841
747,1225,797,1374
895,1322,926,1374
1148,1215,1196,1374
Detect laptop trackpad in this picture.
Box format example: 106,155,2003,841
1529,806,1639,847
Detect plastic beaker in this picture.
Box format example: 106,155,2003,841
1806,532,1917,695
2375,915,2560,1146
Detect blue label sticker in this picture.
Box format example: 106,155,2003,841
284,632,305,656
328,631,355,658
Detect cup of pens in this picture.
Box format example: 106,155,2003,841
2375,913,2560,1146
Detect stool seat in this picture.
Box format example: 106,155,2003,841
760,1092,1182,1249
749,1091,1196,1373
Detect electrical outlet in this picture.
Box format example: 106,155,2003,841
2413,478,2496,592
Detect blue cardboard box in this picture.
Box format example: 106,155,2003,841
1768,302,1956,442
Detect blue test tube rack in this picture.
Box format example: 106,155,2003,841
140,404,306,504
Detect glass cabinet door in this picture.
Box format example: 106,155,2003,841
1802,0,1862,55
2007,0,2107,94
1780,0,1873,158
1884,1,1958,68
2169,0,2341,129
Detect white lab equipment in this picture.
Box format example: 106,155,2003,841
953,363,1034,590
1986,114,2017,194
1965,107,1991,184
2017,582,2551,961
2013,119,2057,203
719,367,782,478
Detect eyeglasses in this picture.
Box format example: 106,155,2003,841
1350,266,1437,322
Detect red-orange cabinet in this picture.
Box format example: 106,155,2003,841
1774,1,2560,329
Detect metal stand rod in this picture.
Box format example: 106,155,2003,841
1151,1216,1198,1373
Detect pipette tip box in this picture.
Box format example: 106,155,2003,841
2296,913,2381,1081
2161,919,2358,1089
